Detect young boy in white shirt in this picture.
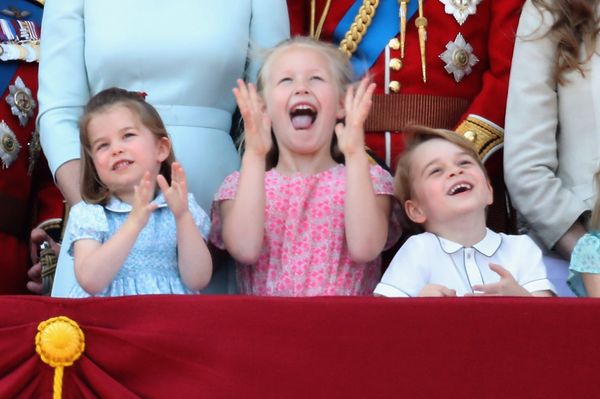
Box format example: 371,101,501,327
374,127,556,297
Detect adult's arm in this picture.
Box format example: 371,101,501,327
37,0,88,205
504,1,588,250
246,0,290,82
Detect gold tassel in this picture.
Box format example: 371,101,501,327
36,316,85,399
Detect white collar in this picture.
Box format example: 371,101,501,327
105,193,168,213
436,228,501,257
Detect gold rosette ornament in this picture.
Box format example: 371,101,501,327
35,316,85,399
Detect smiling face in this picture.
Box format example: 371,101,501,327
86,105,170,202
261,45,345,163
404,138,493,229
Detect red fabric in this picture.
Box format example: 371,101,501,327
287,0,522,233
0,295,597,398
0,63,64,295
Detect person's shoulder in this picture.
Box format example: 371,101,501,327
497,231,542,252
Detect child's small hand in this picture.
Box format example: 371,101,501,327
419,284,457,297
233,79,272,158
469,263,530,296
158,162,190,220
130,171,158,228
335,77,376,158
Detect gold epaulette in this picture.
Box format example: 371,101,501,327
455,115,503,162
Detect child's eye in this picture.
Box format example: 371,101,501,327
278,77,292,84
459,159,473,166
94,143,108,152
123,132,136,139
311,75,324,82
428,167,442,176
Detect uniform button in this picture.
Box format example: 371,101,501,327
389,58,402,71
389,81,400,93
388,38,400,50
464,130,477,142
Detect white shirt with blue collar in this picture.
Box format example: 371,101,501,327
374,228,556,297
66,193,210,297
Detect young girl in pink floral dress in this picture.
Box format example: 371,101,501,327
210,37,401,296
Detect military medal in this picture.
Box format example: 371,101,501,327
0,120,20,168
439,33,479,82
439,0,482,25
6,76,36,126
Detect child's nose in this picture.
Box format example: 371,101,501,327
294,81,310,95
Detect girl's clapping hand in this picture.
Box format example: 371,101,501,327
130,171,159,229
335,77,376,158
158,162,190,220
233,79,272,158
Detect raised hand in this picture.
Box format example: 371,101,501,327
232,79,272,158
335,77,376,158
157,162,190,220
129,171,158,229
469,263,530,296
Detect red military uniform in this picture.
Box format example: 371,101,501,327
0,0,63,294
288,0,523,232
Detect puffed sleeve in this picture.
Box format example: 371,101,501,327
504,1,589,249
568,233,600,296
66,202,109,256
373,234,429,297
37,0,88,177
512,234,557,295
246,0,290,82
369,164,402,249
209,171,241,249
187,194,211,240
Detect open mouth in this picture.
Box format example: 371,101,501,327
289,104,317,130
447,182,473,195
112,160,133,171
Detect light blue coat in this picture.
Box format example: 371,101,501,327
38,0,290,296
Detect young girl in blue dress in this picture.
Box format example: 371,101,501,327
67,88,212,297
569,170,600,297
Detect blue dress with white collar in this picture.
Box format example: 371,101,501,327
66,193,210,297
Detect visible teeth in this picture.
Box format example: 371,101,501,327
448,183,472,195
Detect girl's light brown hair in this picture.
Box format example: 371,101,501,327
394,126,487,206
79,87,176,204
531,0,600,84
253,36,355,169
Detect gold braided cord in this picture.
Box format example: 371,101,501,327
339,0,381,57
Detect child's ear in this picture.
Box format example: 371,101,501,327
336,91,346,120
404,199,427,224
156,137,171,163
485,179,494,206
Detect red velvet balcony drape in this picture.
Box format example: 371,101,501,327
0,296,598,398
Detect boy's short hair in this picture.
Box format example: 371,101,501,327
394,126,487,206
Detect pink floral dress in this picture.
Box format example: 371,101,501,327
210,164,401,296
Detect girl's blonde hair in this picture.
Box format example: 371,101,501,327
79,87,176,204
394,126,487,206
591,169,600,230
253,36,355,169
531,0,600,84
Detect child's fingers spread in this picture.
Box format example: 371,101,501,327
156,174,169,193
